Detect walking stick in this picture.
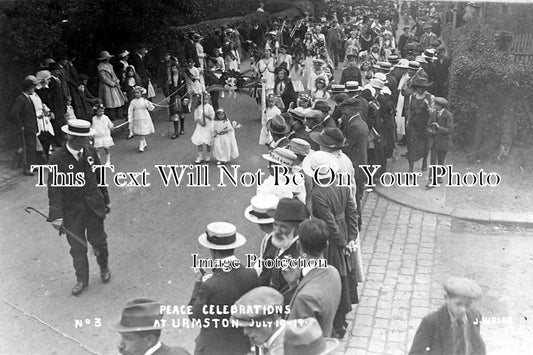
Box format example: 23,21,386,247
24,207,95,254
21,127,28,173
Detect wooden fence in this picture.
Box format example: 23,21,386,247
510,33,533,63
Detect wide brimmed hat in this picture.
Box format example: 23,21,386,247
97,51,114,61
36,70,52,81
310,127,346,149
267,197,309,222
262,147,297,167
370,78,385,90
111,298,163,332
270,317,339,355
198,222,246,250
345,81,361,92
290,138,311,156
302,151,340,179
395,59,410,69
329,84,346,93
411,76,432,88
373,72,389,84
267,115,290,135
244,194,279,224
61,119,95,136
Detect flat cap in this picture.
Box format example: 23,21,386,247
304,109,323,121
444,277,482,299
231,287,283,327
338,97,360,108
434,97,448,108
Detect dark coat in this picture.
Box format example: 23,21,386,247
45,77,67,121
409,305,486,355
341,114,369,180
189,265,258,355
288,126,312,145
129,52,149,87
321,114,338,129
184,40,201,68
154,344,190,355
356,96,369,123
47,145,110,222
274,77,297,110
287,266,341,337
11,93,37,133
434,56,451,97
339,67,362,85
428,109,453,151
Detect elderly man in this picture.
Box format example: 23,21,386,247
409,277,486,355
189,222,258,355
283,219,341,337
113,298,189,355
231,287,286,355
47,119,111,295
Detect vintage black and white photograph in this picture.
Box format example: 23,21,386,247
0,0,532,354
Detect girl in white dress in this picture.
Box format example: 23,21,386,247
259,94,281,145
128,86,155,152
212,108,239,164
225,42,241,72
91,103,114,165
310,77,330,104
191,92,215,163
290,57,305,93
185,59,205,109
257,49,276,97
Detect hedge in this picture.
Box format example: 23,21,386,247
448,20,533,159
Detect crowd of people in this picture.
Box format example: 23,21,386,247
9,1,489,355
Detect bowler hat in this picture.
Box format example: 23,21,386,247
111,298,163,332
310,127,346,149
411,76,432,88
271,317,339,355
197,222,246,250
231,287,284,327
267,115,290,135
62,119,95,137
244,194,279,224
267,197,309,222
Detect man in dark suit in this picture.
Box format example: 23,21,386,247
434,47,451,97
11,78,38,175
113,298,190,355
344,82,369,123
339,98,368,221
284,219,341,337
189,222,258,355
39,64,68,146
184,31,201,68
129,46,150,88
47,119,111,295
409,277,486,355
314,101,337,128
339,54,362,85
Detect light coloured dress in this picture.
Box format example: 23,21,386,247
259,106,281,145
191,103,214,146
290,66,305,93
92,114,114,148
128,98,155,136
212,120,239,162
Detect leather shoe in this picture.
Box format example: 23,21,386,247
100,267,111,283
72,282,88,296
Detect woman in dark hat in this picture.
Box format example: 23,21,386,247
404,76,434,173
273,62,296,111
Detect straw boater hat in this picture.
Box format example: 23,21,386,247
197,222,246,250
62,119,95,136
345,81,361,92
422,48,438,61
329,84,346,93
373,61,392,72
244,194,279,224
97,51,114,61
395,58,410,69
310,127,346,149
271,317,339,355
111,298,164,332
262,147,297,168
415,55,428,64
408,61,421,71
373,72,388,84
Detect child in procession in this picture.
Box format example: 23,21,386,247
91,103,114,165
128,86,155,152
212,108,239,165
191,92,215,163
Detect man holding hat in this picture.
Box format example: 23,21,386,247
189,222,258,355
339,53,362,85
409,276,486,355
231,287,286,355
47,119,112,295
113,298,190,355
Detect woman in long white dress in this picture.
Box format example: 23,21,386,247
256,49,276,112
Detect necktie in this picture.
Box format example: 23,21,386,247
455,319,466,355
77,151,82,161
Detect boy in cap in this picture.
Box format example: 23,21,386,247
339,53,362,85
409,276,486,355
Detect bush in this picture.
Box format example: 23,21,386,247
448,20,533,159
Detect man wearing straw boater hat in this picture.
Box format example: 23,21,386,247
189,222,258,355
113,298,190,355
47,119,111,296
